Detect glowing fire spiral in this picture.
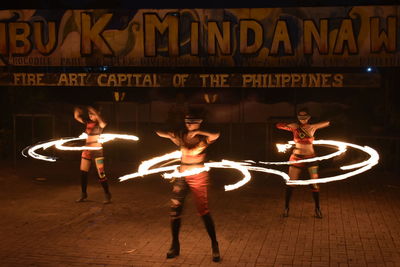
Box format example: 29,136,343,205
118,140,379,191
22,133,139,162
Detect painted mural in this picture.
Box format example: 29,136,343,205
0,6,399,67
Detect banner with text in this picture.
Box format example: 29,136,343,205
0,6,399,67
0,72,380,88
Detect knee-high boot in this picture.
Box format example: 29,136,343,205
100,180,112,204
283,186,293,217
76,171,88,202
167,218,181,258
312,191,322,218
201,213,220,262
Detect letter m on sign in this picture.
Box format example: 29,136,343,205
144,13,179,56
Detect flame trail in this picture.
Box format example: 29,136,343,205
118,140,379,191
23,133,139,162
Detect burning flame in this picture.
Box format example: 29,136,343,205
22,133,139,162
118,140,379,191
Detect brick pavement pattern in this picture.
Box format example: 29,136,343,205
0,160,399,267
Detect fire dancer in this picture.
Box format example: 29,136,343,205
74,106,112,204
156,108,221,262
276,109,330,218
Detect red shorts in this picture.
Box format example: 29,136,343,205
289,153,317,168
81,149,103,160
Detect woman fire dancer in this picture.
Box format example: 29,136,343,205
156,108,221,262
74,106,112,204
276,108,330,218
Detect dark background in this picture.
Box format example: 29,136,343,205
1,1,399,173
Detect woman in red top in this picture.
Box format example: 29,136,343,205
156,109,221,262
276,109,330,218
74,106,111,204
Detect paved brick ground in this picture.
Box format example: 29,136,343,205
0,159,399,267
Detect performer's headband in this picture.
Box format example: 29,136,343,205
297,114,310,120
185,118,203,124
